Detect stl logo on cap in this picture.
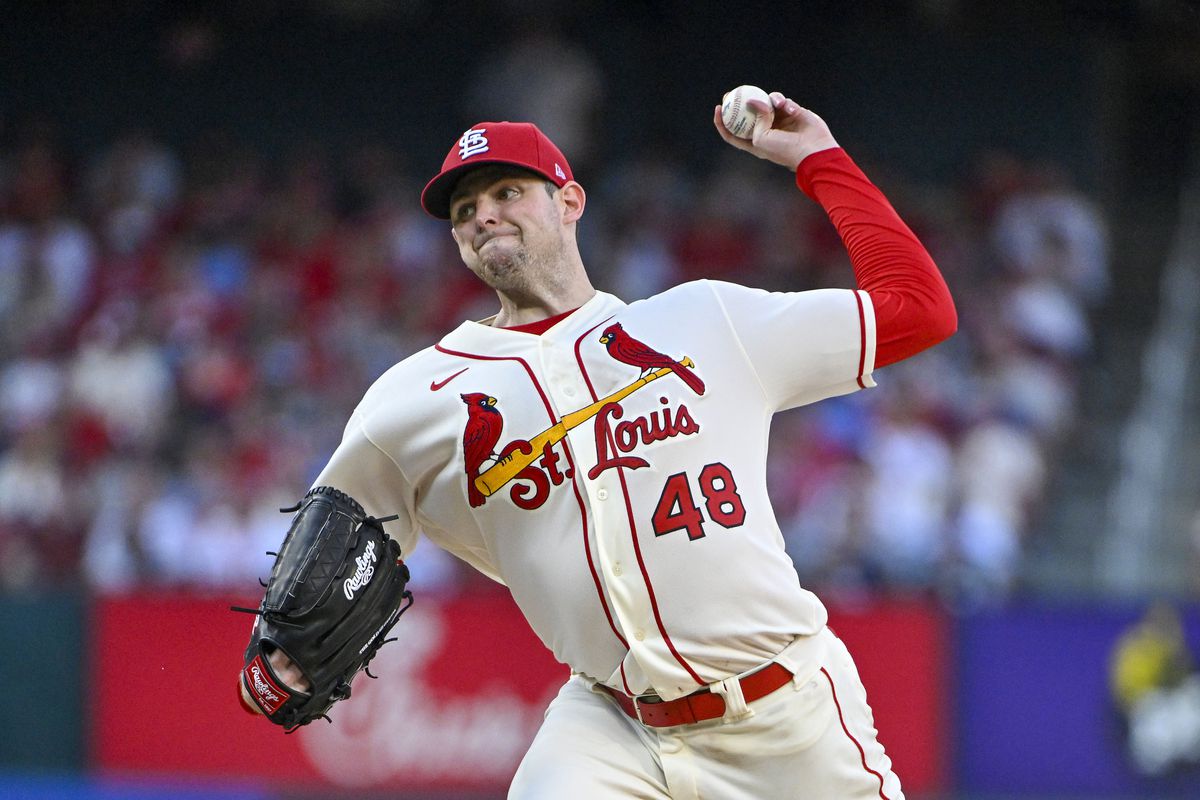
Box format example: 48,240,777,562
458,128,489,160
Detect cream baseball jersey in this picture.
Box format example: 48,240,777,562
314,279,876,701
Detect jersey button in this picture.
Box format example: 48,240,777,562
634,629,646,641
612,562,623,576
564,386,576,397
597,489,609,501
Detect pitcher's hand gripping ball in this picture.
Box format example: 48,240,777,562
235,486,414,731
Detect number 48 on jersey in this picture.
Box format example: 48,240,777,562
651,464,745,541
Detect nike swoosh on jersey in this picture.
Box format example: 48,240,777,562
430,367,470,391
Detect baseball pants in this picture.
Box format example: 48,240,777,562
509,628,902,800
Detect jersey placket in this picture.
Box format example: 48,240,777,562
538,332,653,660
549,320,691,697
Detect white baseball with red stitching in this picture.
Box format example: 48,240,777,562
721,85,771,139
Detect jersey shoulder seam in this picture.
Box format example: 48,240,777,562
701,279,771,404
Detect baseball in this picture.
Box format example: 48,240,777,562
721,85,771,139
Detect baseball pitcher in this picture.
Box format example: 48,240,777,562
237,89,956,799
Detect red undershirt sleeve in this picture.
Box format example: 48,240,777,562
796,148,957,368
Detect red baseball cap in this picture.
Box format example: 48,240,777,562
421,121,574,219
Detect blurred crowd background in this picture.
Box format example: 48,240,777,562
0,1,1196,606
0,111,1109,605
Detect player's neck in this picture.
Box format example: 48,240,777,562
490,264,596,328
492,284,596,328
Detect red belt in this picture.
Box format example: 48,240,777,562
600,662,793,727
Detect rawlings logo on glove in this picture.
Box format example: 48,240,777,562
245,655,289,714
343,540,378,600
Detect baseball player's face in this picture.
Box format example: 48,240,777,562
448,167,571,294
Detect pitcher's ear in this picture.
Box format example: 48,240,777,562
559,181,585,224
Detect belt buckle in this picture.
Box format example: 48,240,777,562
631,691,660,725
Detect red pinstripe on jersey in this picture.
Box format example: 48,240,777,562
573,315,615,400
610,450,706,688
575,315,639,695
434,344,629,653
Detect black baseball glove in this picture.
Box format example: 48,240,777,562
235,486,414,731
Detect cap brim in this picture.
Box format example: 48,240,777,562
420,159,557,220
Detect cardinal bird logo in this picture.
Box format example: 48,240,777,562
461,392,504,507
599,323,705,396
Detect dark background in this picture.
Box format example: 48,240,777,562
5,1,1196,195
